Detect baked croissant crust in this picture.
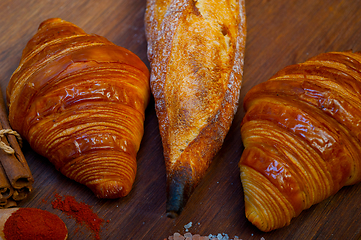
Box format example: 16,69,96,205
240,51,361,231
6,18,150,199
145,0,246,216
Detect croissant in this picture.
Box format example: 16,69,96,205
6,18,150,199
239,51,361,231
145,0,246,216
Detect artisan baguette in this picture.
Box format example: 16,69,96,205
145,0,246,217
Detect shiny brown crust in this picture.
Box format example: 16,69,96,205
7,18,150,199
240,51,361,231
145,0,246,216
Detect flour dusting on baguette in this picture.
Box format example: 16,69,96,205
145,0,246,216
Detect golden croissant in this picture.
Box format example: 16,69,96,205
240,51,361,231
145,0,246,216
6,18,150,199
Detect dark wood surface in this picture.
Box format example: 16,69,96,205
1,0,361,239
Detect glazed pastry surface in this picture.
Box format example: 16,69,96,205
240,51,361,231
7,18,150,199
145,0,246,216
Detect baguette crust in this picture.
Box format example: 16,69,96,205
145,0,246,216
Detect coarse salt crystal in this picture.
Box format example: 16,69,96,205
173,232,185,240
184,232,193,238
192,234,201,240
184,222,193,229
167,232,240,240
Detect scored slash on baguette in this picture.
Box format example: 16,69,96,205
145,0,246,216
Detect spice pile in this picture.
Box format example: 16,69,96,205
3,208,67,240
51,194,104,240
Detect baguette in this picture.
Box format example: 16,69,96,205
145,0,246,217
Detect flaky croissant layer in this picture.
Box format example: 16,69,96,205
7,18,150,198
239,51,361,231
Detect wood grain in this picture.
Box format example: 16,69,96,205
0,0,361,239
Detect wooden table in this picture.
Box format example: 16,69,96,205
1,0,361,239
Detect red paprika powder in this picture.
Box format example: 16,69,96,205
51,194,104,240
3,208,67,240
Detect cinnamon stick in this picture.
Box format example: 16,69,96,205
0,88,33,206
12,187,31,201
0,199,17,209
0,164,14,201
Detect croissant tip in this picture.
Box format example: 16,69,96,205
38,18,63,29
88,181,131,199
